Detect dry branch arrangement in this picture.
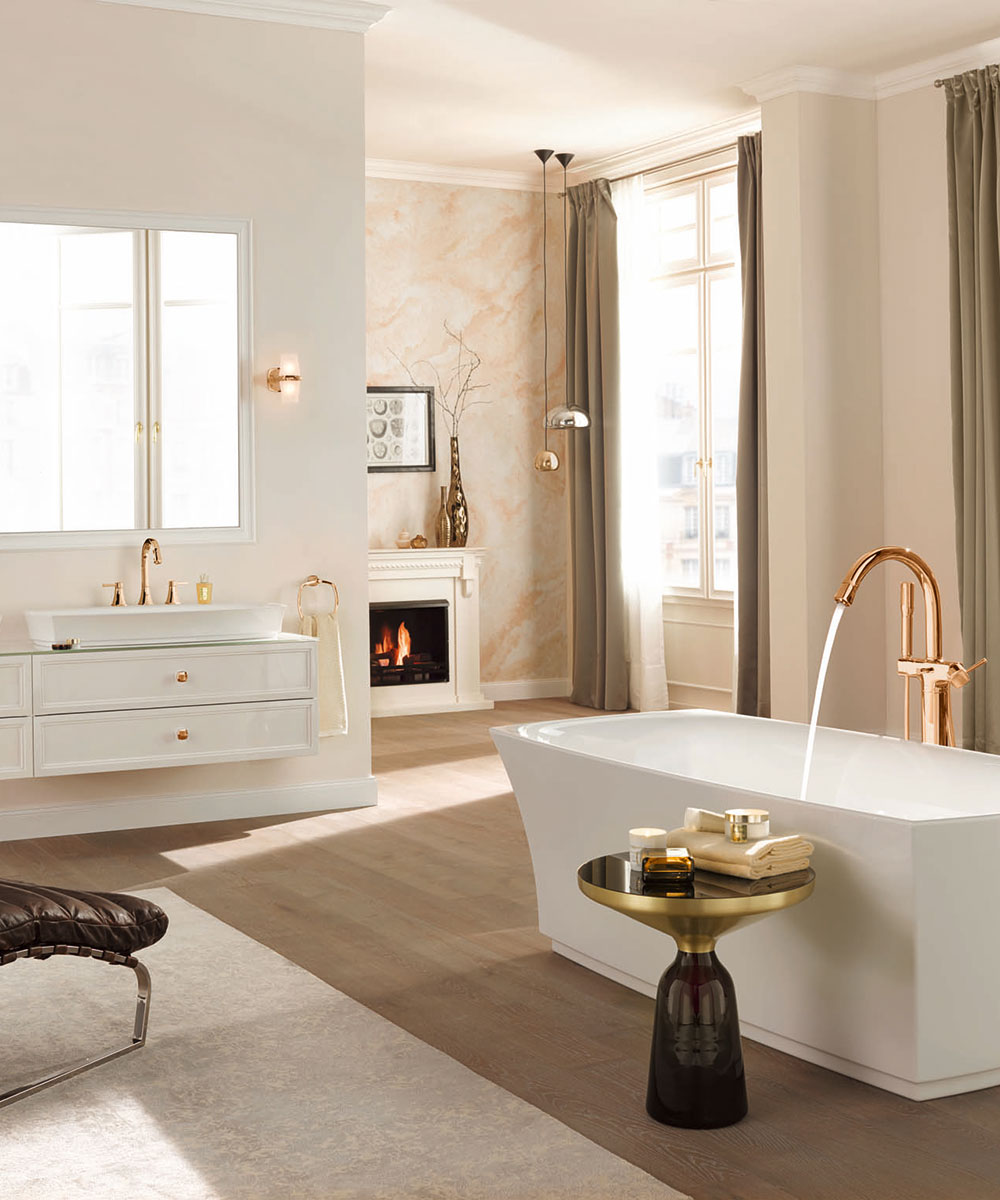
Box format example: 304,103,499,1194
392,322,490,438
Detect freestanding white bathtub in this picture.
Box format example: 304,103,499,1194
492,709,1000,1101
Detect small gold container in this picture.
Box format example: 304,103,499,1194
641,847,695,885
196,582,213,605
725,808,770,844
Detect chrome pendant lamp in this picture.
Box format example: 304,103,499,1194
533,147,590,474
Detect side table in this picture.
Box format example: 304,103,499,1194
578,853,814,1128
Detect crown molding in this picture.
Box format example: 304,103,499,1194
742,38,1000,105
741,66,875,103
874,37,1000,99
97,0,390,32
566,110,760,184
365,158,541,192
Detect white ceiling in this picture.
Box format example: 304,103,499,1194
364,0,1000,172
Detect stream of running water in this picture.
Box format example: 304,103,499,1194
799,604,847,804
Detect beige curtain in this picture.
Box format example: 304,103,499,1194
735,132,770,717
946,67,1000,753
567,179,628,710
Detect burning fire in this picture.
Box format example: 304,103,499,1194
374,621,411,667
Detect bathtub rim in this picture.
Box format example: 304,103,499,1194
491,708,1000,826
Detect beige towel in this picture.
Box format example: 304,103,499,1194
667,827,814,880
300,611,348,737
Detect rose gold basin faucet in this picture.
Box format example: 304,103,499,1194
138,537,162,606
834,545,985,746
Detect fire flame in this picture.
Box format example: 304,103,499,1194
374,621,412,667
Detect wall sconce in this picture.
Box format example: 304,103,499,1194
267,354,301,404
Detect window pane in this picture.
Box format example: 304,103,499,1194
0,224,135,532
709,272,741,592
649,188,698,271
653,281,702,591
60,308,135,530
60,231,134,306
708,179,738,261
159,231,239,529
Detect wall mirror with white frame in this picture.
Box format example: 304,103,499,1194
0,211,253,546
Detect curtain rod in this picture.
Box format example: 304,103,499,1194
582,140,742,187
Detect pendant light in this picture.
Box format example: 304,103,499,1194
545,151,591,432
533,149,560,472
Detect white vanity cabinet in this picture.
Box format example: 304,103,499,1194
0,656,32,780
0,638,318,779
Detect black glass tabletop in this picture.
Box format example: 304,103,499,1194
579,853,815,901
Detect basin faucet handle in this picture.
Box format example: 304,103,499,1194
102,582,127,607
949,657,987,689
165,580,188,606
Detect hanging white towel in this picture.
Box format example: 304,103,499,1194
300,610,348,736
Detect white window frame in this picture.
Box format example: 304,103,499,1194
0,206,255,549
646,153,739,603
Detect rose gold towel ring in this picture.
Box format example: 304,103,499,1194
297,575,340,620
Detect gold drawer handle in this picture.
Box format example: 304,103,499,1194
176,729,189,741
176,671,188,683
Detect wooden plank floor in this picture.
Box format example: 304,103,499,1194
2,698,999,1199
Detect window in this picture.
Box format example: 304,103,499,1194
0,216,250,542
648,166,741,598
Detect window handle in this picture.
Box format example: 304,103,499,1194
152,421,160,444
135,421,144,443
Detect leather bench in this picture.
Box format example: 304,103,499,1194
0,880,168,1107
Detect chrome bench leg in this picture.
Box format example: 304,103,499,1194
0,950,152,1109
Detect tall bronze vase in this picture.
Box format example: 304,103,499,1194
447,436,469,547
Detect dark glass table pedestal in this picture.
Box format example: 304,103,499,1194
578,855,815,1130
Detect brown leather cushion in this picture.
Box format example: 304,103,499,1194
0,881,168,958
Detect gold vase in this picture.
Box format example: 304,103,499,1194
435,485,452,549
446,437,469,548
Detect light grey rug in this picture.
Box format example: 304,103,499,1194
0,890,688,1200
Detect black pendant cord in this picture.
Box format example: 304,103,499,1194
542,158,548,452
535,149,554,451
557,154,574,417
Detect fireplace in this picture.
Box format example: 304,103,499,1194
370,600,450,688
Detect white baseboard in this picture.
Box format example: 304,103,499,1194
482,678,571,701
0,776,378,842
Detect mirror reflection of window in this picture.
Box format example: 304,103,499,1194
0,219,244,536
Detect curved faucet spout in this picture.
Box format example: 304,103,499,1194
834,545,942,661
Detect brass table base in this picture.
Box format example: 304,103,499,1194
578,855,814,1129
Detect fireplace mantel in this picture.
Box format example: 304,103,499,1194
368,548,492,717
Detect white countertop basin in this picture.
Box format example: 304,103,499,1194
25,603,286,649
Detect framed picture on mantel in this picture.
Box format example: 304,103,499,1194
366,386,436,473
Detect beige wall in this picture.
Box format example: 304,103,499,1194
0,0,371,823
762,92,887,733
877,84,962,739
366,179,569,687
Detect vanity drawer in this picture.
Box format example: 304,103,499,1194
32,642,316,715
0,717,32,779
33,699,317,776
0,657,30,717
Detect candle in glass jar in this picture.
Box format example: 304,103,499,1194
629,827,668,868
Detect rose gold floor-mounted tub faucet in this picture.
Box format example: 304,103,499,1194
834,546,985,747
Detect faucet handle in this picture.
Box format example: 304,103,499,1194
949,657,987,689
165,580,188,606
102,582,127,607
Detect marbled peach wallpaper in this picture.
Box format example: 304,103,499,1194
366,178,569,685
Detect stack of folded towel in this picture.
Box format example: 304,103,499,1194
667,807,814,881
